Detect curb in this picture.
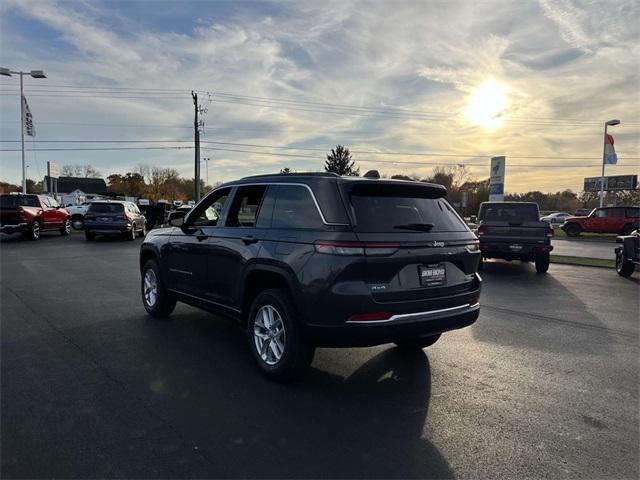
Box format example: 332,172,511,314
550,255,615,269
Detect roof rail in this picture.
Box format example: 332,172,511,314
240,172,340,180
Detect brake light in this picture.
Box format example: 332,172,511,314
477,225,487,236
348,312,393,322
546,226,554,237
466,240,480,252
314,241,399,256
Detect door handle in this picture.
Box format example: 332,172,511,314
241,235,259,245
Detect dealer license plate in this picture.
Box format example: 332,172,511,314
419,263,447,287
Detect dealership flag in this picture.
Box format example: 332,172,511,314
604,133,617,164
22,95,35,137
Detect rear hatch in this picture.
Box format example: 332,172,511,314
340,181,479,303
0,195,39,225
478,203,549,240
86,203,126,224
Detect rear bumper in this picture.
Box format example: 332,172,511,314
84,222,131,234
0,223,28,234
479,240,552,260
306,303,480,347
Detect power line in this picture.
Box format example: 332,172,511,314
2,139,639,160
3,83,639,126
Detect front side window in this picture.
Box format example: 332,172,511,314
226,186,267,228
272,185,323,229
593,209,608,218
192,188,231,227
611,208,625,218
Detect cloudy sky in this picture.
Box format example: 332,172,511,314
1,0,638,192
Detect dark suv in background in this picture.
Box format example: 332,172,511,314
84,200,146,241
140,172,482,380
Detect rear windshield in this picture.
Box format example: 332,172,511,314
0,195,39,207
479,203,539,221
350,194,468,233
88,203,124,213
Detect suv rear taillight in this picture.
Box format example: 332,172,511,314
477,225,487,236
546,226,554,237
466,240,480,252
314,241,399,256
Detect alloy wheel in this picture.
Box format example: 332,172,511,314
253,305,286,366
64,220,71,234
32,222,40,239
143,268,158,307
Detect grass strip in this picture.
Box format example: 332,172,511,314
550,254,615,269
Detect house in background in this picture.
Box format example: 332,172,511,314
44,176,108,206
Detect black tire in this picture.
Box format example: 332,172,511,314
127,224,137,241
247,288,315,381
621,224,634,236
394,334,442,350
85,231,95,241
60,218,71,236
24,220,41,241
139,221,147,238
141,259,176,318
535,253,550,274
616,252,634,277
564,223,581,237
71,215,84,230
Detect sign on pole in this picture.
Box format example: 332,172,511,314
489,156,505,201
584,175,637,192
22,95,35,137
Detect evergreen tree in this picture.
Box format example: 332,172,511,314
324,145,359,176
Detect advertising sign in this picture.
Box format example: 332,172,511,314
47,161,59,178
489,156,505,201
584,175,637,192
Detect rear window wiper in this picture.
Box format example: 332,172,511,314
393,223,435,232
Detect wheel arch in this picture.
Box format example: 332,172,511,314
139,245,160,272
241,265,298,328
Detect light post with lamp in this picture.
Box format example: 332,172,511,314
0,67,47,194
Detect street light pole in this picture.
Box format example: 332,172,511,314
600,119,621,208
0,67,47,194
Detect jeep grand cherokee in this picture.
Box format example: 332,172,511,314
139,172,482,380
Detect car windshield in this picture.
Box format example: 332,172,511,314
479,203,539,222
0,195,39,207
88,203,124,213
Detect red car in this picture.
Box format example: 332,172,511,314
561,206,640,237
0,194,71,240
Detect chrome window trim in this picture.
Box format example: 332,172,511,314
197,182,349,226
346,302,480,324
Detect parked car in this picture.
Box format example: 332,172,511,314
139,172,482,380
476,201,553,273
540,211,572,225
84,200,146,241
615,228,640,277
561,206,640,237
0,193,71,240
65,202,92,230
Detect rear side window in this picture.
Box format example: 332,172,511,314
351,194,468,232
226,185,267,228
479,204,539,222
0,195,39,207
272,185,323,229
89,203,124,213
626,207,640,217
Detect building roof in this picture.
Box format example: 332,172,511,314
47,176,108,194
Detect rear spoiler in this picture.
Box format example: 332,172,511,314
340,180,446,199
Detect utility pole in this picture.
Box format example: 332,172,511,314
192,91,201,201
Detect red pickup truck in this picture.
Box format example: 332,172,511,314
561,206,640,237
0,194,71,240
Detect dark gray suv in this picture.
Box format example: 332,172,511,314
140,172,482,380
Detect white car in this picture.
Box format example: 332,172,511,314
65,202,92,230
540,212,572,226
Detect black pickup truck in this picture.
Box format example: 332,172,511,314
476,201,554,273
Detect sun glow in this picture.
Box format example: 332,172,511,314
463,80,508,131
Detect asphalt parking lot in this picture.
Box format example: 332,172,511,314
2,231,638,479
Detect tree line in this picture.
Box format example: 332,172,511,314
1,145,637,211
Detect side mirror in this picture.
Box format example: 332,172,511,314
168,210,185,227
